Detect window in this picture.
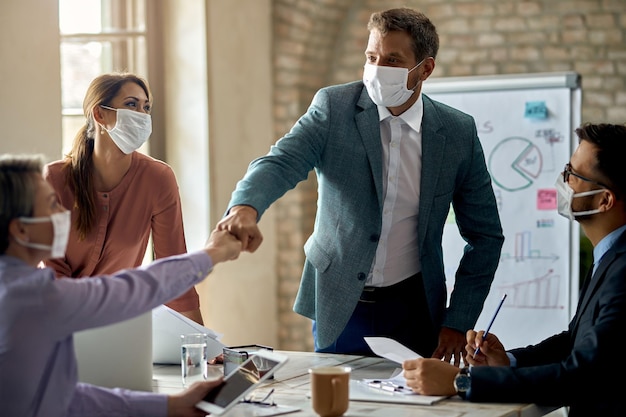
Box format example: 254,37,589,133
59,0,154,264
59,0,148,155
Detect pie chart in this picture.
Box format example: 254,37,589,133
488,137,543,192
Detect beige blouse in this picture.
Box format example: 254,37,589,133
43,152,199,312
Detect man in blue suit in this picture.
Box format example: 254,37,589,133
218,7,504,365
403,123,626,416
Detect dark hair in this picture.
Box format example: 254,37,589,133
575,122,626,199
0,154,44,254
367,7,439,62
63,73,152,239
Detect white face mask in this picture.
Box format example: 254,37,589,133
16,210,71,258
555,175,604,221
100,106,152,154
362,58,425,107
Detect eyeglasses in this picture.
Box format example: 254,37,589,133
562,163,608,188
243,388,276,407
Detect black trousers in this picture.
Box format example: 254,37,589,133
314,272,437,357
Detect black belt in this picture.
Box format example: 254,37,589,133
359,272,422,303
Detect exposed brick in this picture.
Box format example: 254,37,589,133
562,30,589,44
589,29,623,44
583,107,606,123
584,91,614,106
493,17,527,31
615,91,626,105
527,16,562,31
516,1,542,15
478,33,505,47
561,13,585,28
586,13,617,28
542,46,571,61
509,46,541,61
606,107,626,122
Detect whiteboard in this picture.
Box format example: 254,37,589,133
423,72,582,348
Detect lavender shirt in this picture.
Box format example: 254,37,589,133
0,251,212,417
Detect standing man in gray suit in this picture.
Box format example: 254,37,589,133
218,7,504,365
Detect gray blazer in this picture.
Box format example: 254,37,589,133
228,81,504,349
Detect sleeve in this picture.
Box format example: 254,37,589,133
42,161,74,277
42,251,212,337
227,87,331,218
443,117,505,332
67,383,167,417
149,162,200,312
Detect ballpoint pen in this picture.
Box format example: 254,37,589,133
474,293,507,356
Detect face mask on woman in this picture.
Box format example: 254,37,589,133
16,210,71,258
555,175,604,221
362,58,425,107
100,105,152,154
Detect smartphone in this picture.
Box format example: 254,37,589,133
195,350,288,415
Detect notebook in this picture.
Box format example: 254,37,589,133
73,312,153,391
152,305,225,364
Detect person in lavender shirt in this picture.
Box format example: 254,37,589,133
0,154,242,417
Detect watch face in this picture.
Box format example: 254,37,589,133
454,373,471,392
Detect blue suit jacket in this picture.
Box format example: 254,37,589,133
228,81,504,349
469,229,626,416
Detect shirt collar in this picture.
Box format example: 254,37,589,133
376,94,424,133
593,224,626,268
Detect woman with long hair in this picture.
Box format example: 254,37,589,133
43,73,203,324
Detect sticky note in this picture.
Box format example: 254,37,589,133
525,101,548,119
537,188,557,210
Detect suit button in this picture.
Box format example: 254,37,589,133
369,234,379,242
357,273,367,281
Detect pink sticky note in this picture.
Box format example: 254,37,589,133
537,188,557,210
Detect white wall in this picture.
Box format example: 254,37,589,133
0,0,62,161
162,0,278,347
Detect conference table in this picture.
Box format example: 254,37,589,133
152,350,560,417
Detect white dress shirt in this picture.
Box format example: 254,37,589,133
367,95,424,287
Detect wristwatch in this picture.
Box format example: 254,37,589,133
453,367,471,399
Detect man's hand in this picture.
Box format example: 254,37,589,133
431,327,466,367
204,229,242,264
216,205,263,252
464,329,509,367
167,378,224,417
402,358,458,396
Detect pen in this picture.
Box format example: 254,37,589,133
474,293,507,356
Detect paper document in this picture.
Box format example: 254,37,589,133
357,337,448,405
349,380,447,406
361,369,413,394
364,336,422,364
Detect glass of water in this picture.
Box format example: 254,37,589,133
181,333,208,387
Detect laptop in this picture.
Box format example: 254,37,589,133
152,305,225,364
73,312,153,391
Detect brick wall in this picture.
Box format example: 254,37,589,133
272,0,626,351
